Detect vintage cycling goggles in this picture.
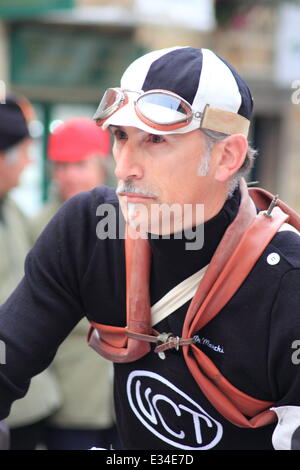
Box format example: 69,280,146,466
93,88,250,136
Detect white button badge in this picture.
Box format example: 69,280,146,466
267,252,280,265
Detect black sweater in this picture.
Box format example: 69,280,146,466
0,185,300,450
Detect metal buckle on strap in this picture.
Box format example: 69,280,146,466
126,329,195,360
154,332,196,360
155,332,174,360
263,194,279,218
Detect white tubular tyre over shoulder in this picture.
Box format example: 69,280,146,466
271,406,300,450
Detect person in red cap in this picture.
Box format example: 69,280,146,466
32,117,112,235
47,117,111,201
32,118,119,450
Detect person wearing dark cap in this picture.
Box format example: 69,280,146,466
0,47,300,450
0,95,33,309
0,96,61,450
0,95,32,450
0,96,32,215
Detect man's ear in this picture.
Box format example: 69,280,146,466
213,134,248,182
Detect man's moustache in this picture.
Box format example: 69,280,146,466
116,182,157,198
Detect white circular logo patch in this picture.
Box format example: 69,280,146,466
126,370,223,450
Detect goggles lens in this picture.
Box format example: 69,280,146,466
94,88,193,129
94,88,124,122
136,92,192,126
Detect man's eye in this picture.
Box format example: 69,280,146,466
113,129,127,140
150,134,165,143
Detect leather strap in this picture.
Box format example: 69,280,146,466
88,179,298,427
88,224,153,363
182,206,288,428
88,179,257,360
249,187,300,231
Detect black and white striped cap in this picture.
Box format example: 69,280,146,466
102,46,253,136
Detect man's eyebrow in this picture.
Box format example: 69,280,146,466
110,125,124,132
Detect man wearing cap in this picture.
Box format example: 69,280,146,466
31,118,119,450
0,47,300,450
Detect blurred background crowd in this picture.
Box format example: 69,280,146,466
1,0,300,450
1,0,300,214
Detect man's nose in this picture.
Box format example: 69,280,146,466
114,143,144,181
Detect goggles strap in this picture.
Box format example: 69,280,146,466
201,105,250,137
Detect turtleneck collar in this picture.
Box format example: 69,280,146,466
149,187,241,304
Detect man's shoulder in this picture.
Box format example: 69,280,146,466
268,228,300,270
56,186,118,220
87,185,118,205
34,186,120,246
65,185,118,211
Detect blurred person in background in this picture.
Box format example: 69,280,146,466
32,117,112,230
32,117,120,450
0,96,61,450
